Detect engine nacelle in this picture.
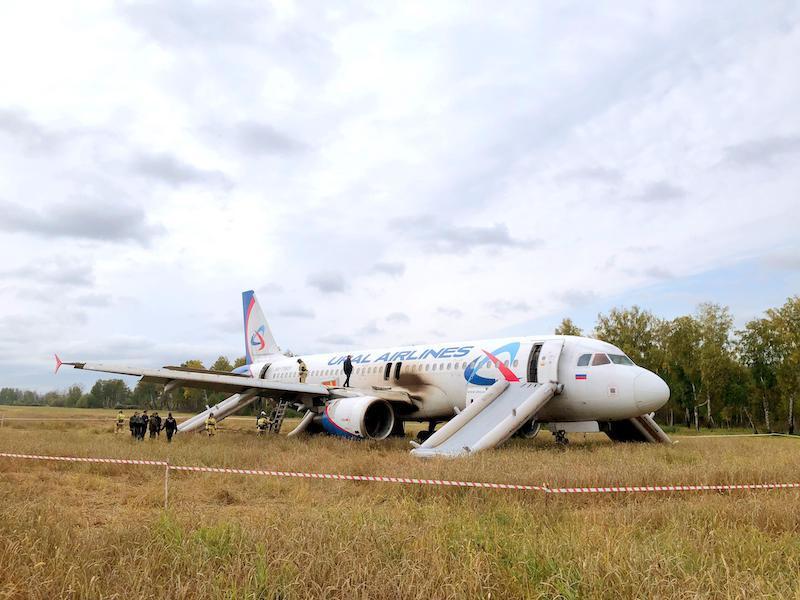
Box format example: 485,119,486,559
321,396,395,440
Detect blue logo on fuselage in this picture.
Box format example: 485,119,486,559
464,342,521,386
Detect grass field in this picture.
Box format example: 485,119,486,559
1,406,799,599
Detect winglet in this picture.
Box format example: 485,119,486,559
54,353,63,374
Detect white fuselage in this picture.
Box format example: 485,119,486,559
244,335,669,423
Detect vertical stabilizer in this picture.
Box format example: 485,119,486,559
242,290,280,363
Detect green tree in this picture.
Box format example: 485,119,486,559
211,356,233,372
593,306,665,372
65,385,83,408
178,360,207,412
555,318,583,336
662,316,701,427
738,318,781,432
87,379,131,408
43,391,64,407
132,381,162,409
766,296,800,434
207,356,234,406
694,303,735,428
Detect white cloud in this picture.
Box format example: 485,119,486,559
0,1,798,390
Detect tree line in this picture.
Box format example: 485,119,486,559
3,296,797,432
556,296,799,433
0,356,249,414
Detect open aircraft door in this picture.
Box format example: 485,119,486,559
533,339,564,384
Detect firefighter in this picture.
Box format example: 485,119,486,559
343,355,353,387
129,412,138,438
140,411,149,440
115,410,125,434
149,411,162,438
256,411,269,435
205,412,217,437
297,358,308,384
164,412,177,442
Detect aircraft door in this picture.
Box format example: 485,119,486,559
527,344,542,383
536,339,564,384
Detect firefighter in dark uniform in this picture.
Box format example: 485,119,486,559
129,412,138,438
343,355,353,387
164,413,178,442
140,411,149,440
149,411,162,438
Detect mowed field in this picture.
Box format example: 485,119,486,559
1,406,799,599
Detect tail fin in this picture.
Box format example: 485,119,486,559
242,290,280,363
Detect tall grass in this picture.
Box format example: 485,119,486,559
1,408,799,598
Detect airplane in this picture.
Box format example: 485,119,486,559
56,290,672,455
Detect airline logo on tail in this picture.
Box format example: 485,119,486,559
242,289,279,364
250,326,266,351
464,342,521,386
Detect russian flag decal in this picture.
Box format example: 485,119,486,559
575,374,587,380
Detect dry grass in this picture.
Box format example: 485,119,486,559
1,406,799,599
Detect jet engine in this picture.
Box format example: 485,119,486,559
321,396,395,440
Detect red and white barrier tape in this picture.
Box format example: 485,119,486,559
0,452,166,466
1,452,799,495
544,482,800,494
169,464,546,491
1,418,113,422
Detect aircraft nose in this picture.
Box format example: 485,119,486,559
633,370,670,412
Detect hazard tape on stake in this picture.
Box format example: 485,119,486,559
1,452,799,495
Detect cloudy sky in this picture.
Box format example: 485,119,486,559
0,1,798,391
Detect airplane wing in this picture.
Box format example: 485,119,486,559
57,359,330,397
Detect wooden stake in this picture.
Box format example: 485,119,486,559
164,458,170,509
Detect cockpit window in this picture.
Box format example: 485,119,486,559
591,353,611,366
608,354,635,366
577,354,591,367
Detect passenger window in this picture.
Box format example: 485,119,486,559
592,353,611,366
577,354,591,367
446,363,451,370
513,360,518,367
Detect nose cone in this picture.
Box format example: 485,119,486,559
633,370,670,412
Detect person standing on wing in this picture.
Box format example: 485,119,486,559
343,355,353,388
297,358,308,384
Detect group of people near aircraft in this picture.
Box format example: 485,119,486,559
116,410,178,442
201,410,273,436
